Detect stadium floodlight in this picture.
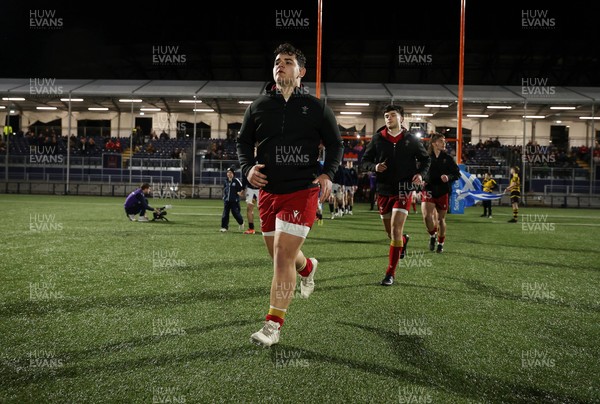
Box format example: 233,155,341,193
2,97,25,101
36,106,57,110
140,108,161,112
345,102,370,106
579,116,600,120
60,98,84,102
179,99,202,103
486,105,512,109
467,114,489,118
523,115,545,119
118,99,142,103
193,108,214,112
340,111,362,115
550,106,576,110
424,104,449,108
88,107,109,111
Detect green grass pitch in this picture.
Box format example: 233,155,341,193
1,194,599,403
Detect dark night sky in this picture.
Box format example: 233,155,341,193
2,0,599,85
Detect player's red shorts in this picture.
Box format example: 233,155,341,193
421,193,449,211
377,193,413,219
259,187,319,238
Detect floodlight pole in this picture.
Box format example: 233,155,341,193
192,97,197,198
456,0,466,165
66,94,72,194
590,103,596,196
129,101,134,184
522,101,527,204
315,0,323,99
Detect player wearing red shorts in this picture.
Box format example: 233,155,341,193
421,133,460,253
237,43,343,346
361,105,430,286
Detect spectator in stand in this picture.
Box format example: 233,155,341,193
105,138,115,151
146,143,155,154
171,148,180,159
88,137,96,153
159,130,169,140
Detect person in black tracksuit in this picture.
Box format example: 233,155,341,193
220,167,244,232
343,161,359,215
361,104,430,286
237,43,343,347
421,133,460,253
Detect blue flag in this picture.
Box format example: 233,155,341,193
454,168,503,208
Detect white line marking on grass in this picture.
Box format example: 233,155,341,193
170,213,221,216
554,223,600,227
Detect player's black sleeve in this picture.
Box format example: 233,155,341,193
237,105,256,180
446,156,461,182
320,105,343,181
360,138,377,172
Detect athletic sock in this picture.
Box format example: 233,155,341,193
438,236,445,244
428,229,436,236
297,257,313,277
329,203,334,213
249,222,254,230
386,239,403,277
266,305,286,328
513,209,518,219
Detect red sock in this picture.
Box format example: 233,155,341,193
265,314,284,327
438,236,445,244
386,241,402,277
298,258,313,277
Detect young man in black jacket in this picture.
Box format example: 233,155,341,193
220,167,244,232
421,133,460,253
237,43,343,347
361,105,430,286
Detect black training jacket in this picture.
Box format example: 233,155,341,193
237,83,343,194
424,151,461,198
360,128,430,196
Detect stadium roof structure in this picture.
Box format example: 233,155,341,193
2,78,599,124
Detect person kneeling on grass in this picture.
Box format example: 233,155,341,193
124,183,159,222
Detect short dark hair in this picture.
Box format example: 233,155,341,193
274,43,306,68
140,183,151,190
383,104,404,118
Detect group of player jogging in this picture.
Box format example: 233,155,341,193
235,42,497,347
